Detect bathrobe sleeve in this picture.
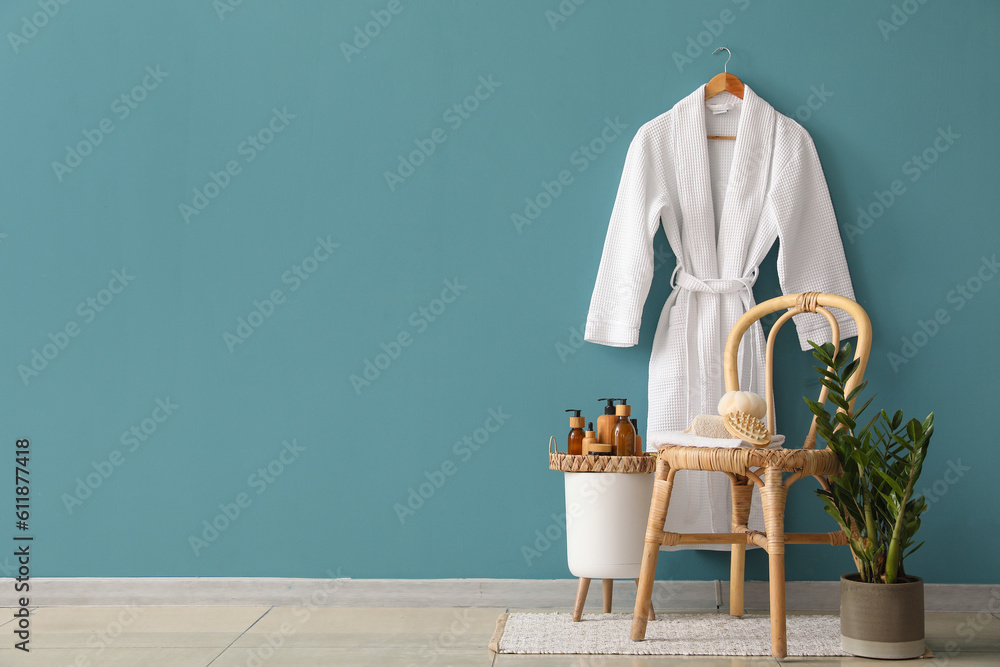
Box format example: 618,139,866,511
585,125,671,347
767,124,859,350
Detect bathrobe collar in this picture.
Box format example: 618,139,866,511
671,84,776,281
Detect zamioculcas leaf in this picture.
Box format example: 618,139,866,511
835,412,856,430
813,366,840,381
828,394,850,411
801,340,934,585
846,381,868,402
854,396,876,419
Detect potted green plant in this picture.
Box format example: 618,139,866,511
804,341,934,659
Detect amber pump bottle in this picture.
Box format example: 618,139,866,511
631,418,643,455
596,398,618,445
565,409,586,456
612,399,636,457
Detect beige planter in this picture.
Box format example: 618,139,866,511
840,573,925,659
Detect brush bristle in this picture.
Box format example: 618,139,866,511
723,410,771,446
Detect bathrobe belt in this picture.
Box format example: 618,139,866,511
671,267,759,298
669,267,763,426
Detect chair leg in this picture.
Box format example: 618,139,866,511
631,542,660,640
729,476,754,617
631,464,675,641
572,577,590,622
767,552,787,659
761,466,789,659
635,578,655,621
602,579,613,613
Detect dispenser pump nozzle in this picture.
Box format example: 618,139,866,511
598,398,616,415
565,409,582,417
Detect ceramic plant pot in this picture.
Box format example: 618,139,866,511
840,573,925,659
564,471,654,579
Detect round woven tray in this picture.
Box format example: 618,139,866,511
548,436,656,473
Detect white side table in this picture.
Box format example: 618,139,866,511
564,470,655,620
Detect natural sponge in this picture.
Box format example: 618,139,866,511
717,390,766,419
689,414,730,439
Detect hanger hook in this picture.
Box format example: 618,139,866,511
713,46,732,73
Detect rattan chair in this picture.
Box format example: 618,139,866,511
630,293,872,658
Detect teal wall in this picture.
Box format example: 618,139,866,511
2,0,997,583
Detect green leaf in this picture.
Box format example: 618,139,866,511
834,343,853,367
835,412,857,431
803,397,830,420
813,366,840,381
819,376,844,393
903,541,925,560
828,394,850,411
846,380,868,403
840,361,859,386
854,395,876,420
808,341,835,365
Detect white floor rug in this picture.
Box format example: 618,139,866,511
493,611,849,656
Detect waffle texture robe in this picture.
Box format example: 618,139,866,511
584,84,857,545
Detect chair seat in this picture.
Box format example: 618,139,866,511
657,443,841,477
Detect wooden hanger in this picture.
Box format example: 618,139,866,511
705,47,744,140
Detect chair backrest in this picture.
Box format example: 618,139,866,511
722,292,872,449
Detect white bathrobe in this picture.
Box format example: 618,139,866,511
585,84,857,545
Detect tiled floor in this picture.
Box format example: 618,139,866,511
0,606,996,666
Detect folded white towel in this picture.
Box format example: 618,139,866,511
646,431,785,451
